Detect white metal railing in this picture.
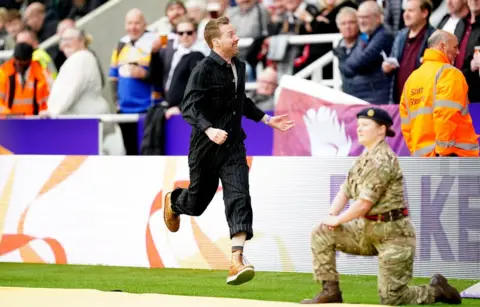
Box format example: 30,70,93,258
0,0,122,62
238,33,342,49
240,33,342,91
293,51,342,91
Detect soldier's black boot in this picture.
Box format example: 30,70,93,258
301,280,343,304
430,274,462,304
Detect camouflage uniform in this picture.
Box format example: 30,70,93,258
310,140,437,305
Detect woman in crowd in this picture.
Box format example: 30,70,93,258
42,27,125,155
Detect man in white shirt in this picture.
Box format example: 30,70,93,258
436,0,470,38
149,16,205,119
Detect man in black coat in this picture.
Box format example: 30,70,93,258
143,17,205,155
149,16,205,119
163,16,295,286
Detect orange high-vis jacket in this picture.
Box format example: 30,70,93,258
0,58,49,116
400,49,479,157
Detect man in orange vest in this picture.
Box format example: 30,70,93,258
400,30,479,157
0,42,49,116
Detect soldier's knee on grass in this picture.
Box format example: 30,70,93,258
379,287,409,306
379,294,403,306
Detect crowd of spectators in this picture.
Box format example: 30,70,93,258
334,0,479,104
0,0,121,153
0,1,109,79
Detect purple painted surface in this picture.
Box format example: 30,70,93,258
160,103,480,156
157,103,480,156
0,104,478,156
0,119,99,155
473,103,480,138
142,111,275,156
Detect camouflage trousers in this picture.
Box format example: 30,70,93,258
310,217,437,305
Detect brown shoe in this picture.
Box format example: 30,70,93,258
163,192,180,232
226,251,255,285
430,274,461,304
301,281,343,304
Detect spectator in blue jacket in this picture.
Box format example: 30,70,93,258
338,1,394,104
382,0,435,104
333,6,360,94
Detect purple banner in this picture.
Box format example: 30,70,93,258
1,104,478,156
157,103,480,156
138,111,275,156
0,119,100,155
273,88,410,156
272,88,480,156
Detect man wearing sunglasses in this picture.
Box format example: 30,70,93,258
149,16,205,120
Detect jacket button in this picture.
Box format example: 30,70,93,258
233,111,236,115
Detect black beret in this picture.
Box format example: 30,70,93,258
356,107,396,137
13,42,34,61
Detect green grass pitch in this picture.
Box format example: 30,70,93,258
0,263,478,306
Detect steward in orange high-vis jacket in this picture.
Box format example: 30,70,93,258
400,30,479,157
0,42,49,116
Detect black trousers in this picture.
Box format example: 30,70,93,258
119,122,139,155
171,142,253,240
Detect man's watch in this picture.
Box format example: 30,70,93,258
263,114,272,125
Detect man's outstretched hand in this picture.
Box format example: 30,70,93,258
205,127,228,144
267,114,295,131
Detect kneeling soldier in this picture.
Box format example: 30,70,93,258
301,107,462,305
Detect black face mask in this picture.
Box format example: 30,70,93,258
13,42,34,73
14,60,31,74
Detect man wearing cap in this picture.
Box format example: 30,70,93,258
0,42,50,115
301,107,462,305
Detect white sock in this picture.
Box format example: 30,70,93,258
231,232,247,253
